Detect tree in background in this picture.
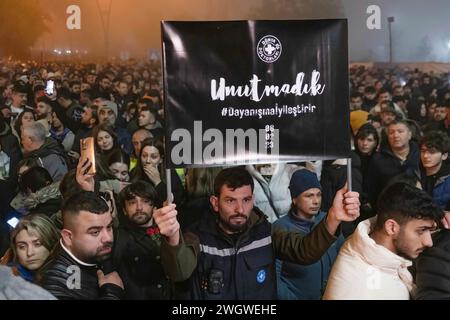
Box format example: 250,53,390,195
0,0,50,58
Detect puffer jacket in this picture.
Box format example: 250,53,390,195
10,181,61,215
246,163,300,223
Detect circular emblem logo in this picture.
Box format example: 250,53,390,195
256,269,266,283
257,35,282,63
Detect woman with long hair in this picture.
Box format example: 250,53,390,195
90,123,120,181
14,109,35,141
0,214,59,282
106,149,130,182
131,138,184,207
92,123,119,158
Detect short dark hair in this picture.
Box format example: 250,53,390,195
36,96,52,106
13,82,28,94
62,191,109,226
355,123,379,145
420,131,450,153
350,92,363,100
378,88,391,96
120,180,158,208
365,86,376,94
387,119,410,130
18,166,53,193
375,182,443,230
214,167,254,196
137,98,154,109
59,169,84,200
57,87,72,100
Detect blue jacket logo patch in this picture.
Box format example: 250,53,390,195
257,269,266,283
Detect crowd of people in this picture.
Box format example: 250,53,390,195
0,59,449,300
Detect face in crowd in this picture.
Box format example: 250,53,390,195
63,210,114,264
393,218,435,259
387,122,411,150
96,130,114,152
141,145,162,168
14,228,51,271
210,184,254,234
357,133,378,156
433,106,447,121
123,194,155,226
35,101,51,119
132,130,153,157
350,96,363,110
98,107,116,126
138,109,156,128
80,106,95,126
292,188,322,220
109,161,129,182
420,145,447,173
12,91,27,107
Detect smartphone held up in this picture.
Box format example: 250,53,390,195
45,80,54,96
80,137,96,175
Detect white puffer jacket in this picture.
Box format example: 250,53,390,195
323,218,415,300
246,163,301,223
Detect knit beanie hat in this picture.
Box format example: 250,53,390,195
289,169,321,199
98,100,118,118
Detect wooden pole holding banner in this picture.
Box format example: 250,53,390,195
166,168,173,205
347,157,352,192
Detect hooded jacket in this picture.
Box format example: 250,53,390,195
24,137,68,181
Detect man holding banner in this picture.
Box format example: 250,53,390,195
156,20,356,299
154,166,359,299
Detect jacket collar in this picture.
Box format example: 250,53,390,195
60,239,96,267
198,206,267,239
344,218,415,293
346,219,412,269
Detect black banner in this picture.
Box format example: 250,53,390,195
162,20,350,168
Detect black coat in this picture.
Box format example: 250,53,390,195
0,123,22,180
415,230,450,300
366,141,420,208
39,243,123,300
0,123,22,218
320,152,363,237
112,222,172,299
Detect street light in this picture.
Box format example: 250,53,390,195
387,16,395,63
